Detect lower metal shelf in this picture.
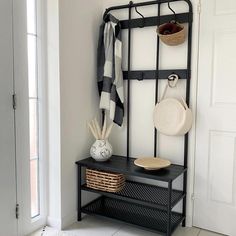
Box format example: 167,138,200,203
82,180,185,210
82,196,184,235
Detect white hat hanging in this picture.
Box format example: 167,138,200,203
153,74,193,136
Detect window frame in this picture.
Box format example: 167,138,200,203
25,0,48,228
13,0,48,234
30,0,48,223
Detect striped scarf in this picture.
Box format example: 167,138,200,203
97,14,124,126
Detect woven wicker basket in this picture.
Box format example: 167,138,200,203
157,23,186,46
86,168,125,193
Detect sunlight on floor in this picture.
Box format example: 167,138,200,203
29,215,224,236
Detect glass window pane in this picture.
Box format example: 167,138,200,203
29,99,38,159
30,159,39,217
27,0,37,34
27,35,37,98
27,0,40,219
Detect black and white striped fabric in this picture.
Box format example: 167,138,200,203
97,14,124,126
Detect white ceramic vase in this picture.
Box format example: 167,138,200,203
90,139,113,162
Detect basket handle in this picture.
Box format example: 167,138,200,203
160,74,179,101
181,97,189,110
159,74,190,109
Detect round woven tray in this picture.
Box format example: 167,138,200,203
134,157,171,170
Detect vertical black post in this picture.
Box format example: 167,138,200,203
127,1,133,160
77,165,82,221
167,181,172,236
154,3,161,157
182,135,188,227
102,109,105,126
182,4,193,227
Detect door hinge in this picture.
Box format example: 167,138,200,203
16,204,19,219
12,93,16,110
197,1,201,14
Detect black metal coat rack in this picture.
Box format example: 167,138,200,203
105,0,192,225
76,1,193,235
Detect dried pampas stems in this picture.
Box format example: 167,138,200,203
101,115,107,139
88,115,113,140
105,123,113,139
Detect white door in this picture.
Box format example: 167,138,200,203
0,0,46,235
14,0,47,234
194,0,236,235
0,0,18,235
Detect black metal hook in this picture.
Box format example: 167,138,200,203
103,9,109,22
134,6,145,28
137,72,144,81
167,1,177,23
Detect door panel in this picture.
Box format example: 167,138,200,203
208,131,235,204
0,0,17,235
212,30,236,105
194,0,236,235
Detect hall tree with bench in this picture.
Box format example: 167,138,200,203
76,1,193,235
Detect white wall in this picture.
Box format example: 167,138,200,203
47,0,199,229
58,0,103,229
102,0,200,226
47,0,103,229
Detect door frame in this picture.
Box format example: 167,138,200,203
184,0,201,227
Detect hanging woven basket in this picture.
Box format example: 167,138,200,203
157,22,186,46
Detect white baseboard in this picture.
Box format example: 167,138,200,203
61,211,77,229
47,216,62,229
186,213,193,227
47,211,77,230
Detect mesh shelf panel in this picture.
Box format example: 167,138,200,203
83,181,184,208
116,181,183,207
82,197,184,234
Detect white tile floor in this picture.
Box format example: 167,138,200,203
30,215,224,236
